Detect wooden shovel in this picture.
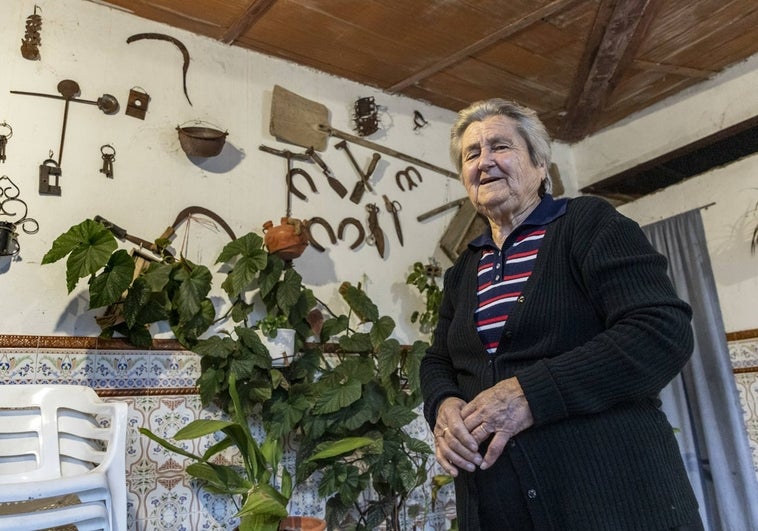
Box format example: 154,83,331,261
269,85,458,180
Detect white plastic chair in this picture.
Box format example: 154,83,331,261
0,385,128,530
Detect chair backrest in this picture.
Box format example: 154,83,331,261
0,385,126,483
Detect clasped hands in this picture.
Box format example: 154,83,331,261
433,376,533,476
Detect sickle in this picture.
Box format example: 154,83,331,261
127,33,192,106
170,206,237,241
337,217,365,250
305,217,336,252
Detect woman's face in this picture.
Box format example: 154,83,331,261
459,115,545,219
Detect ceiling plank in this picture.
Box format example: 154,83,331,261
561,0,657,141
386,0,581,93
221,0,277,45
631,59,714,79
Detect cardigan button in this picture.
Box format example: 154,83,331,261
527,489,537,499
517,296,525,303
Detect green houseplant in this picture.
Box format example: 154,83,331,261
140,373,291,531
43,219,441,530
277,282,433,531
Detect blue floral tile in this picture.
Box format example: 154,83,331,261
0,348,35,383
36,349,95,384
93,351,151,389
150,351,201,389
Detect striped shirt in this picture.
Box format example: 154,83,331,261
469,195,568,355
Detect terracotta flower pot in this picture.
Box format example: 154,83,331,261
263,217,309,260
279,515,327,531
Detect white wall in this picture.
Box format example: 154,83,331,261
0,0,464,343
3,0,758,339
567,54,758,335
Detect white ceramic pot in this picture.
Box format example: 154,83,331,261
258,328,297,367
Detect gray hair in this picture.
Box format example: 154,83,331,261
450,99,553,195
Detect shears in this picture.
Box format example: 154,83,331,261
382,195,403,246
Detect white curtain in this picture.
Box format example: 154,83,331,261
642,208,758,531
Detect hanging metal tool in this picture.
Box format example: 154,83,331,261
417,197,468,222
259,145,315,217
366,203,385,258
353,96,379,136
11,80,119,167
39,155,61,196
126,33,192,106
382,195,403,246
0,122,12,163
99,144,116,179
335,140,381,204
305,147,347,198
269,85,457,179
125,87,150,119
20,5,42,60
305,217,337,252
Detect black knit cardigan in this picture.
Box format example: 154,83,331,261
420,196,701,530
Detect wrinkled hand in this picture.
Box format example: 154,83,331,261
460,377,534,470
432,397,482,477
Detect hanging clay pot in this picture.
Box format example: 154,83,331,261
263,217,308,260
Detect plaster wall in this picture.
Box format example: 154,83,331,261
0,0,464,344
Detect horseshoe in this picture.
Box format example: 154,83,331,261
337,217,365,250
287,168,317,200
305,217,336,252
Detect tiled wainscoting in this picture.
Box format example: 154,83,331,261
727,334,758,480
0,335,456,531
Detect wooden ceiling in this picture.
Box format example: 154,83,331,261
90,0,758,143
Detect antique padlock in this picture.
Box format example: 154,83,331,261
39,158,62,196
125,87,149,120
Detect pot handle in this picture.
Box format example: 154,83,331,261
177,119,227,132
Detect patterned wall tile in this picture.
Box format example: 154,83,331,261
36,348,96,384
0,348,35,383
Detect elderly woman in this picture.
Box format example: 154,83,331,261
420,99,702,530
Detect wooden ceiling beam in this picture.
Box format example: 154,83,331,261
386,0,580,94
561,0,657,142
221,0,277,45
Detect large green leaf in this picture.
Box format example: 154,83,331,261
369,315,395,348
87,249,135,308
258,255,284,300
237,483,289,520
340,282,379,322
307,436,376,462
173,418,236,439
313,378,362,414
141,262,172,291
174,262,213,321
221,254,264,299
320,315,348,341
216,232,265,264
42,219,118,292
275,268,305,313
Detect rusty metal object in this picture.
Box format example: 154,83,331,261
337,218,364,250
306,147,347,198
0,122,12,163
395,166,422,192
126,87,150,119
305,217,336,252
335,140,380,204
99,144,115,179
353,96,379,136
366,203,385,258
127,32,192,106
382,195,403,246
20,5,42,60
287,168,317,200
11,80,119,169
177,124,228,157
38,157,61,196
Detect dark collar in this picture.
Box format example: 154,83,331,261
469,194,568,250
